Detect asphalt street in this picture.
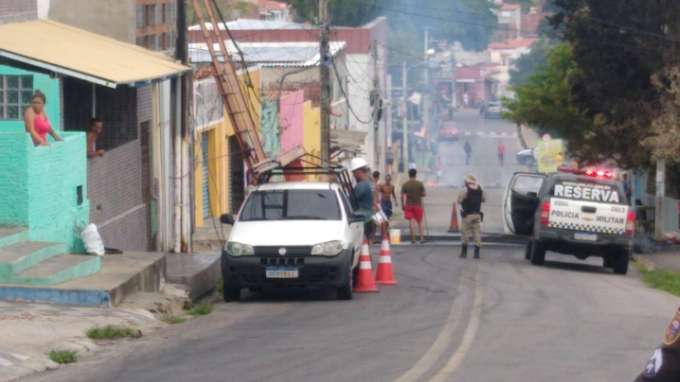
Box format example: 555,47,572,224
437,109,527,190
26,244,678,382
402,109,530,234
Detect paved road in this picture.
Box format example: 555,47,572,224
437,109,527,189
392,109,529,234
26,245,678,382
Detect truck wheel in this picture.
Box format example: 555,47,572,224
530,241,545,266
525,240,533,260
613,251,629,275
337,266,354,300
224,286,241,302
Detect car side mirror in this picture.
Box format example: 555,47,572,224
220,214,235,225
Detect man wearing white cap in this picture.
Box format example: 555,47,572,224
458,175,485,258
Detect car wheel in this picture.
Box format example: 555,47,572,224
613,250,629,275
224,286,241,302
337,266,354,300
530,241,545,266
525,240,533,260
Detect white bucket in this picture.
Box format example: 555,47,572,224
389,229,401,245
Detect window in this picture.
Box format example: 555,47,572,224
240,190,341,221
144,4,155,27
135,4,145,29
160,32,167,50
161,3,167,23
0,75,33,120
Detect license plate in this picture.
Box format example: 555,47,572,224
265,267,299,279
574,233,597,242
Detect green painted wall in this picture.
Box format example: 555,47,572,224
0,132,89,252
0,65,60,133
0,65,88,252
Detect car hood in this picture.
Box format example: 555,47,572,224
228,220,346,246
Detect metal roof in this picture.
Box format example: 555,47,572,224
0,20,190,88
188,18,312,31
189,41,346,68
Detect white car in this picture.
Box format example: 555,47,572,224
219,181,364,301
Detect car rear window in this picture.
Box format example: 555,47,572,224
551,180,624,204
240,190,341,221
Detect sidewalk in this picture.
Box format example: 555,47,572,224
0,283,192,382
636,250,680,273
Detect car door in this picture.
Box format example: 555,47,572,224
338,190,362,266
503,172,547,235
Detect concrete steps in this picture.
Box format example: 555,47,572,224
15,254,101,286
0,226,28,249
0,241,66,277
0,227,101,288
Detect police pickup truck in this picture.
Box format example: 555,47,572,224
503,169,635,274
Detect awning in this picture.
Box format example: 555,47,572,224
0,20,190,88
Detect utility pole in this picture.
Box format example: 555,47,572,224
423,27,430,86
319,0,331,164
655,158,666,241
176,0,191,253
402,62,409,173
372,42,381,171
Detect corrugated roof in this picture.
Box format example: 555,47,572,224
0,20,190,88
189,41,346,67
188,18,312,31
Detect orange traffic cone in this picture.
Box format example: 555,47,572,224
448,202,459,233
375,239,398,285
353,240,379,293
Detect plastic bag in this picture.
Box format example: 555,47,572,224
81,223,105,256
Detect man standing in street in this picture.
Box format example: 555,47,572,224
458,175,484,259
401,169,426,244
350,158,374,241
497,141,505,166
464,140,472,165
378,174,398,220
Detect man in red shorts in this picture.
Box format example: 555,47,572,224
401,168,426,243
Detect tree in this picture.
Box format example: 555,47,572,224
504,44,596,158
509,39,551,87
547,0,680,168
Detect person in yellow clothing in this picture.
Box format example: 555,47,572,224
457,175,484,259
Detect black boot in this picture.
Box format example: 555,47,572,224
460,244,468,258
474,246,480,259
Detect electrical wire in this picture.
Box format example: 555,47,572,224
330,56,373,125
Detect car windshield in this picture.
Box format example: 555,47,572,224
239,189,341,221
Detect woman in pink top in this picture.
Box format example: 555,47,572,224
24,90,61,146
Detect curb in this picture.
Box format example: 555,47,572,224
633,255,657,271
381,233,527,245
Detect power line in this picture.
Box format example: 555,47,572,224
331,56,373,125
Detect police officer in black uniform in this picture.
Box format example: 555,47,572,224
635,307,680,381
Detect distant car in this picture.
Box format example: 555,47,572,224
516,148,535,166
219,181,364,302
438,122,460,141
484,101,504,119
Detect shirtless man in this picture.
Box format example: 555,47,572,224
378,174,398,219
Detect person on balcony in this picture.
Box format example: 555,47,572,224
87,117,105,158
24,90,61,146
